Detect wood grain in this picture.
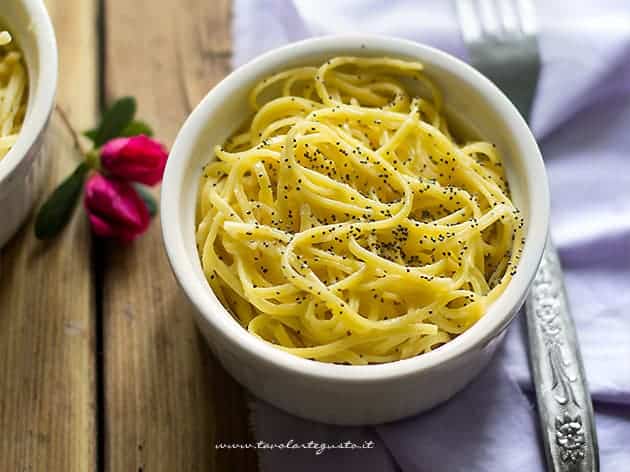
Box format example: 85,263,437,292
102,0,257,470
0,0,98,470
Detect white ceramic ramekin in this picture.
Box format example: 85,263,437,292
0,0,58,248
162,35,549,425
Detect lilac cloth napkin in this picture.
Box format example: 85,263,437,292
232,1,630,470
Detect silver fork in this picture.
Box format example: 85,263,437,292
454,1,599,471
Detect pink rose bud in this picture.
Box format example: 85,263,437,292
100,135,168,186
84,173,150,242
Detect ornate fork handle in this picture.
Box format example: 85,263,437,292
525,237,599,471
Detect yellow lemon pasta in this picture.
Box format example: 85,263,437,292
0,30,28,160
196,56,524,365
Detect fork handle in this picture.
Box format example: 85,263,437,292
525,237,599,471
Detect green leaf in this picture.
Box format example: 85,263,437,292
83,128,98,142
92,97,136,147
35,162,89,239
134,184,158,217
121,120,154,137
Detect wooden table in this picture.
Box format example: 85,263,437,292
0,0,258,470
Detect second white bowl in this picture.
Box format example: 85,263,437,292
0,0,58,248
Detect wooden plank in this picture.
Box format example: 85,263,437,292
102,0,257,470
0,1,98,471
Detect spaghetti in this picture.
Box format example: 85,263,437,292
0,30,28,160
196,56,524,364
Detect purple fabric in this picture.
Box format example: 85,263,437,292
233,1,630,469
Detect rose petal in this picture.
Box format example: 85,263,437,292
87,213,116,238
84,173,151,241
100,135,168,186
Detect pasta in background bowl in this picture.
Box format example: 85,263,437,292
0,0,57,248
0,29,28,160
162,35,549,425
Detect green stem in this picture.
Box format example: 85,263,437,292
85,149,101,171
54,104,89,156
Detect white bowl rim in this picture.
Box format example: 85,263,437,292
162,34,549,383
0,0,58,183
